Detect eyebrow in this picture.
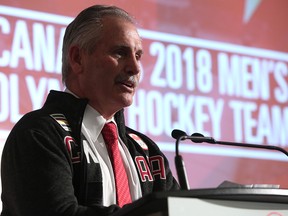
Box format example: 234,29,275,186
113,44,144,55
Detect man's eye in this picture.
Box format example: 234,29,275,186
136,53,142,61
115,50,127,57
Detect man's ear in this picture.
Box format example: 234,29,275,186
69,45,83,74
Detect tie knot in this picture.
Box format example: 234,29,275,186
102,122,118,144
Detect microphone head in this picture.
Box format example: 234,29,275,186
191,132,204,137
171,129,187,140
191,132,215,143
191,132,205,143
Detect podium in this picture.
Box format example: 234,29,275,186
114,188,288,216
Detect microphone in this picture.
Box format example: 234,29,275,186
171,129,190,190
171,129,187,141
189,131,288,157
171,129,288,189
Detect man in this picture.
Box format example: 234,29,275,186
1,4,179,216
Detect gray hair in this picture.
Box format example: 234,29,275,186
61,5,136,84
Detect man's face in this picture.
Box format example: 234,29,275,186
78,17,143,118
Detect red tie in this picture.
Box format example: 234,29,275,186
102,122,132,207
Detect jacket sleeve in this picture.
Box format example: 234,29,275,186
1,116,119,216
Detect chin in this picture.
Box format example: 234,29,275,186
124,100,133,107
120,98,133,108
118,93,134,106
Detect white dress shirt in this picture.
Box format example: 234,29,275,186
65,89,142,206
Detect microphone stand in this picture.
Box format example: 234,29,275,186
189,134,288,158
215,140,288,157
172,129,288,190
174,135,190,190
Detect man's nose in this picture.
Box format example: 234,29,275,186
125,56,141,75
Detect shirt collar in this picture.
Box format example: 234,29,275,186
82,105,107,143
64,88,116,142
